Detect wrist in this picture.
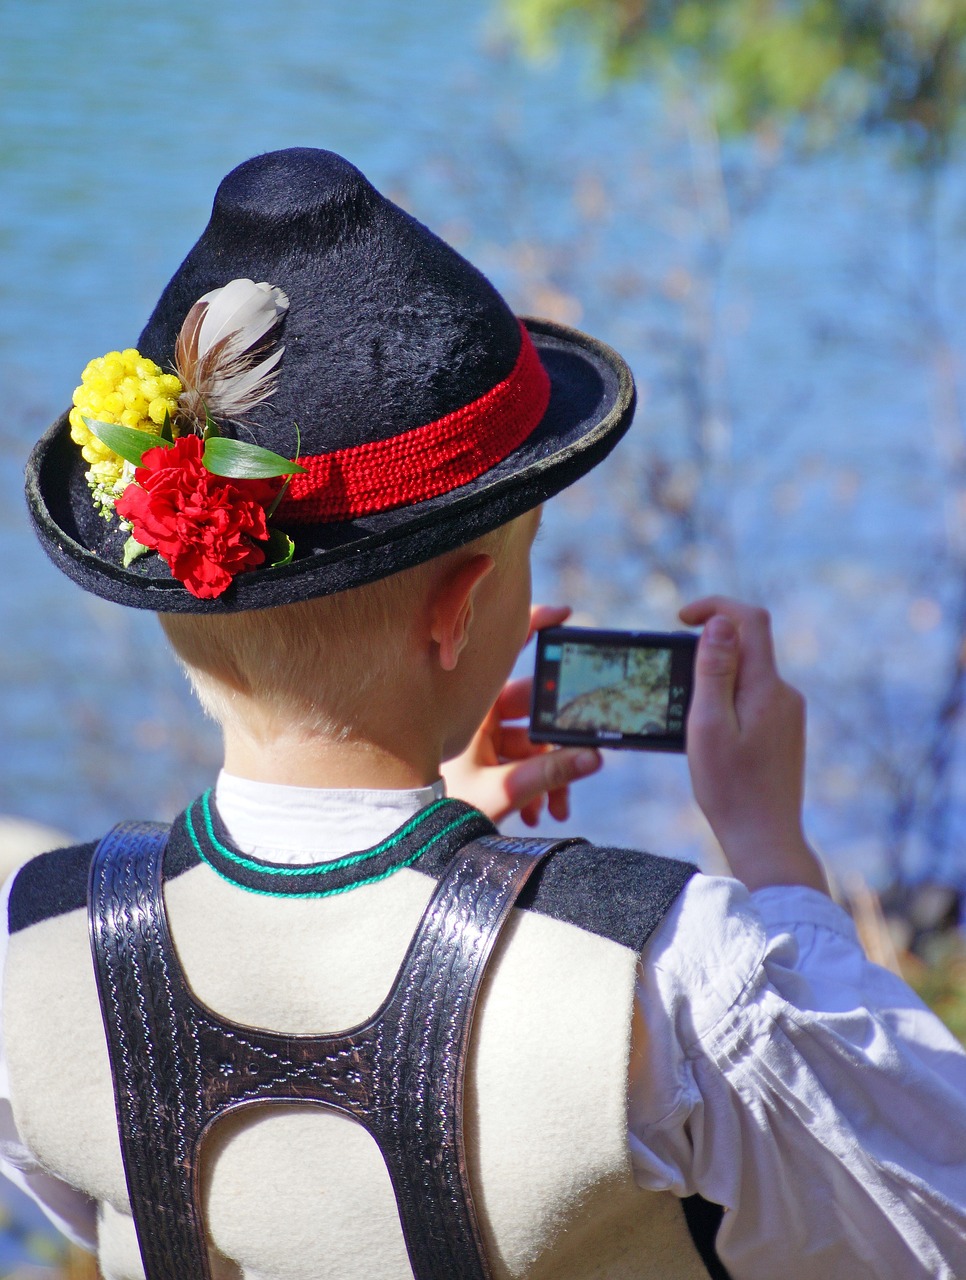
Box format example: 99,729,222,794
714,827,829,896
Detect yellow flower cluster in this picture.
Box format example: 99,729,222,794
69,349,182,515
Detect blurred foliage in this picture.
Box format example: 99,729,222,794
904,942,966,1044
0,1205,67,1273
502,0,966,160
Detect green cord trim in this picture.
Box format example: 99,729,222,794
196,813,478,900
185,793,478,899
194,788,449,877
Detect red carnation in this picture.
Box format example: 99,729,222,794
115,435,280,599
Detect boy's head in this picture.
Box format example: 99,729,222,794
160,509,539,767
26,148,633,634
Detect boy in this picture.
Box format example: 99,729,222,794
8,147,966,1279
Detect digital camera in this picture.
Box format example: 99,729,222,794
529,626,697,753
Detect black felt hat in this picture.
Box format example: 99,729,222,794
26,148,635,612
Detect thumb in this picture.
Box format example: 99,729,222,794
690,615,739,734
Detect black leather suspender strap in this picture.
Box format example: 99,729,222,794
88,820,568,1280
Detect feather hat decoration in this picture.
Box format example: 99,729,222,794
26,148,635,612
174,278,290,432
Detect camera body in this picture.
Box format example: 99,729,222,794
529,626,697,753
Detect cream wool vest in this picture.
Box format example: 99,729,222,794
5,797,720,1280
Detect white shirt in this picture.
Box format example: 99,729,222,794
1,774,965,1279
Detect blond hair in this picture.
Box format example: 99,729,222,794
159,524,515,740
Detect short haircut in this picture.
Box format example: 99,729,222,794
159,522,516,740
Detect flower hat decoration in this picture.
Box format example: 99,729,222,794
70,279,305,599
27,148,636,615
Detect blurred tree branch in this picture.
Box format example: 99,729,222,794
502,0,966,163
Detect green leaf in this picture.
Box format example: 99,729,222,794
122,534,151,567
265,527,296,567
84,418,168,467
202,436,307,479
160,409,174,444
265,473,294,519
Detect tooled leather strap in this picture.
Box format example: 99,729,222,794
89,820,569,1280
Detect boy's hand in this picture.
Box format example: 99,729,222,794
679,597,828,895
441,605,602,826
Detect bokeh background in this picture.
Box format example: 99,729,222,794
3,0,966,1271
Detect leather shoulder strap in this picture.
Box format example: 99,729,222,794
89,821,565,1280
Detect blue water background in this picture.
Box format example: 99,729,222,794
5,1,966,871
2,0,966,1263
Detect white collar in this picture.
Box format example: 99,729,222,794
213,770,447,865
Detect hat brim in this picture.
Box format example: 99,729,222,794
26,317,635,613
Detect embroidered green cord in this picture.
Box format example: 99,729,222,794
195,789,449,876
185,791,479,898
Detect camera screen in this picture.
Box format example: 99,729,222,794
530,628,696,752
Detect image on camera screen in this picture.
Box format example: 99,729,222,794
554,643,673,736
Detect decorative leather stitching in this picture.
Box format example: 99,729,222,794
89,820,570,1280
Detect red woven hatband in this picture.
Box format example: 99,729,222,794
277,322,550,524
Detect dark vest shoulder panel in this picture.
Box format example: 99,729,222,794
9,798,698,955
8,841,98,935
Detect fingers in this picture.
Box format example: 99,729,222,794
444,738,601,825
521,785,569,826
503,746,601,808
498,725,546,758
527,603,571,644
679,595,747,627
520,798,543,828
688,614,740,741
494,676,535,722
547,784,570,822
499,747,601,823
679,596,778,684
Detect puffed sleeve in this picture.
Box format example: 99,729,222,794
628,874,966,1280
0,868,98,1251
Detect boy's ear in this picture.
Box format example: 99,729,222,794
429,553,495,672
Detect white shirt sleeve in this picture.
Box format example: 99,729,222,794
629,874,966,1280
0,868,98,1252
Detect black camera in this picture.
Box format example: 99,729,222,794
529,626,697,753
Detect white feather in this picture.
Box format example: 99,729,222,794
195,279,289,362
174,278,290,429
